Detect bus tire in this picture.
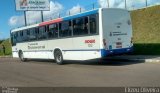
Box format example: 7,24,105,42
54,49,63,65
19,51,27,62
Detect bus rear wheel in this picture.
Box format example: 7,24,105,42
54,50,63,65
19,51,27,62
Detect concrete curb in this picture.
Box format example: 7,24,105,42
106,56,160,63
129,59,160,63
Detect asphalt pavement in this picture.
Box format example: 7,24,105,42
0,57,160,87
106,55,160,63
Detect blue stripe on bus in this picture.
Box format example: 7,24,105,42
13,47,133,57
62,49,100,51
101,47,133,57
63,9,98,21
13,49,100,52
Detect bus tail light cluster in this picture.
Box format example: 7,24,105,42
127,20,131,25
131,37,133,43
103,39,107,48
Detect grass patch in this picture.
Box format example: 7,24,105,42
0,39,12,56
131,5,160,55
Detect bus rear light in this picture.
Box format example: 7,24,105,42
103,39,107,47
127,20,131,25
131,37,133,43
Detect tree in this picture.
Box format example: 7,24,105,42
0,39,4,44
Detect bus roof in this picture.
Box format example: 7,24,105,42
11,8,128,33
11,8,99,33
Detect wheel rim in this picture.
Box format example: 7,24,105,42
20,53,24,61
56,53,62,63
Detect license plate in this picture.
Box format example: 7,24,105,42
116,42,122,48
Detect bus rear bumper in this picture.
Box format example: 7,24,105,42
101,47,133,57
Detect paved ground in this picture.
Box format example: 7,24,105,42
0,58,160,87
106,55,160,63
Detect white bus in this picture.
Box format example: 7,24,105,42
11,8,133,65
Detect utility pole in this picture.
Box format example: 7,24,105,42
107,0,109,8
125,0,127,9
41,11,44,22
24,11,27,26
146,0,148,8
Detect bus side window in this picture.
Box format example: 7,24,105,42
54,24,58,38
11,33,13,46
29,28,37,41
38,26,46,40
15,32,18,44
11,32,16,46
43,26,47,39
89,14,97,34
23,30,28,41
59,23,62,37
69,20,72,36
27,29,30,35
21,30,27,42
73,20,76,35
18,31,22,42
35,27,39,40
73,17,88,36
17,31,21,42
49,24,58,38
20,31,23,37
73,18,81,36
59,21,71,37
83,17,89,35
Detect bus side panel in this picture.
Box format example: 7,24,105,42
72,35,101,60
47,36,101,60
49,36,101,60
47,38,73,60
12,46,19,58
16,41,49,59
13,35,101,60
81,50,101,60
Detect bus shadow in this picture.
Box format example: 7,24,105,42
64,59,145,66
24,58,144,66
25,59,54,64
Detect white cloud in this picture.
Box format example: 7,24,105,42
9,16,24,26
43,1,63,19
9,1,63,27
98,0,110,8
67,4,85,15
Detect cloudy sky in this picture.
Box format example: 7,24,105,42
0,0,159,39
